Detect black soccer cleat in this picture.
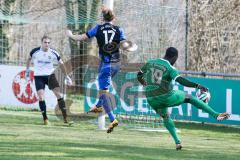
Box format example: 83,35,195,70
176,143,182,151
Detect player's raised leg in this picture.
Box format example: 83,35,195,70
88,62,119,133
185,95,230,121
100,91,118,133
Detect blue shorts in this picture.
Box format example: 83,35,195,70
98,61,120,90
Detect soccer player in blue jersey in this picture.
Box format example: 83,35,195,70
66,7,126,133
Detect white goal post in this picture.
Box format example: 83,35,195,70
97,0,114,130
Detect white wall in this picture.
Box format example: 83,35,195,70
0,65,57,109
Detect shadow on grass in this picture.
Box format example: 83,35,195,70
0,140,239,160
1,110,239,134
0,110,97,126
0,110,240,160
175,121,240,134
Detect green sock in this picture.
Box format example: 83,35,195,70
163,118,181,144
189,96,219,118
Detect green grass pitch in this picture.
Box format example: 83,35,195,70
0,110,239,160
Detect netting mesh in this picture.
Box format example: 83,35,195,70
0,0,186,129
0,0,186,66
114,0,186,68
0,0,102,65
113,0,186,129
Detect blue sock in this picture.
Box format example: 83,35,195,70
107,111,115,122
96,95,103,107
102,94,111,113
101,94,115,122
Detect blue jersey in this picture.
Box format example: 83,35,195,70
86,23,125,63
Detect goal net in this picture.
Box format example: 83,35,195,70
0,0,186,130
84,0,187,130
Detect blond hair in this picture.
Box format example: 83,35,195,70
102,6,115,22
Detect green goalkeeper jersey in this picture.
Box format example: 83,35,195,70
140,58,179,97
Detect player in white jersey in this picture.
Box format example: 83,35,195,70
25,35,72,125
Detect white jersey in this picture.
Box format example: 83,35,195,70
30,47,61,76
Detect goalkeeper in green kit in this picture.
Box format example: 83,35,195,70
137,47,230,150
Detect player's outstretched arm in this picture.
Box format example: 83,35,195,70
175,76,208,92
66,29,88,41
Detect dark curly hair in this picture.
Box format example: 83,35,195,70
165,47,178,58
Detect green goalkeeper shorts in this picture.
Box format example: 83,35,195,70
146,90,186,110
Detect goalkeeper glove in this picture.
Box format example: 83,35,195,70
64,75,73,86
137,71,147,86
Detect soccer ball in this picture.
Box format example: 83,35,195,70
196,89,211,104
120,40,138,52
121,41,130,48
